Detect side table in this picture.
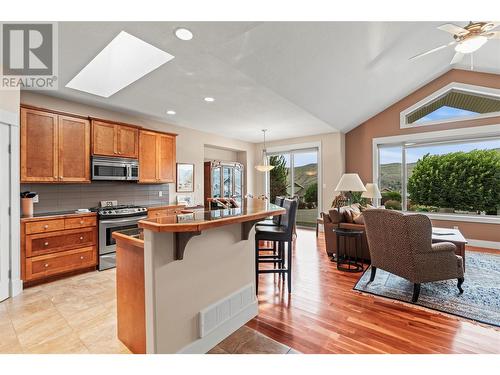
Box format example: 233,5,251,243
332,228,364,272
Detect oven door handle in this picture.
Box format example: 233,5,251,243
99,215,148,225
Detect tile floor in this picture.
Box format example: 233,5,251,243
0,269,296,354
208,326,298,354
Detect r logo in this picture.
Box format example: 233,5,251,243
2,23,53,76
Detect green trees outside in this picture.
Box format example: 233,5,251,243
407,150,500,214
269,155,288,202
304,182,317,204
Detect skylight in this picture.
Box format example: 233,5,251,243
66,31,174,98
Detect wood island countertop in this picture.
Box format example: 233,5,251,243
138,198,285,233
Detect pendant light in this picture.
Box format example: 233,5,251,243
255,129,275,172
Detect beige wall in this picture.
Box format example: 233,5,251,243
254,132,345,212
344,69,500,244
345,69,500,182
204,145,239,162
21,92,257,206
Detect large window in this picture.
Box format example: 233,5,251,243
378,137,500,216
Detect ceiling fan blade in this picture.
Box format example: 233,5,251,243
450,52,464,65
486,30,500,39
438,23,469,36
409,41,456,60
482,22,500,32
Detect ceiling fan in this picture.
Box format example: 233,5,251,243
410,21,500,64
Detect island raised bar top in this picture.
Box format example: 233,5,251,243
138,198,285,233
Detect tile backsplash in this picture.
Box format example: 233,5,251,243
21,182,170,213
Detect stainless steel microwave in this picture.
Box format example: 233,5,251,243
92,156,139,181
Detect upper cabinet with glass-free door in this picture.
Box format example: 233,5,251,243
91,119,139,158
21,106,90,183
138,130,176,183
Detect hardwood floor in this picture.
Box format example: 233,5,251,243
247,229,500,354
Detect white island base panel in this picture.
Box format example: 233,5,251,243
143,223,258,354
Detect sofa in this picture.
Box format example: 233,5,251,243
320,203,372,261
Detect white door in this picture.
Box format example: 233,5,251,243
0,124,10,301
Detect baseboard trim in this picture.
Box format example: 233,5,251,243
467,239,500,250
9,278,23,297
177,298,258,354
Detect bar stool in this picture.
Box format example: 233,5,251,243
254,199,298,294
255,196,285,262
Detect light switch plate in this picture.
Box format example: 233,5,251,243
32,194,39,203
158,191,163,197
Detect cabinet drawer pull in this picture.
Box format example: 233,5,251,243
44,242,49,246
79,220,84,224
43,225,49,229
79,236,84,240
44,263,49,268
80,256,84,260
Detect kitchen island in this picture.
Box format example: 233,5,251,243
113,199,284,354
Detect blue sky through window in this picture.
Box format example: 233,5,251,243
414,105,478,124
380,139,500,165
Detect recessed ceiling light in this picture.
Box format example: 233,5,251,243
175,28,193,41
167,110,176,115
204,97,215,102
66,31,174,98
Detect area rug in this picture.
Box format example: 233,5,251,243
353,250,500,327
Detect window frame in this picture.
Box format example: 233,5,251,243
372,124,500,224
400,82,500,129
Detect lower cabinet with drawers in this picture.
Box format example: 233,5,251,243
21,213,98,285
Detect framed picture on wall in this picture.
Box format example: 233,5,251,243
176,163,194,192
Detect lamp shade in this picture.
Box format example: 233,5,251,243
361,183,382,199
334,173,367,192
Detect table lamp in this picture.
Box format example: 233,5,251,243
334,173,366,207
361,183,382,206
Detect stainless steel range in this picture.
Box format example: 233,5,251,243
92,202,148,270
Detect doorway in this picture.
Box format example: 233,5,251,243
267,148,319,227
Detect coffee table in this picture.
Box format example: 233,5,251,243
432,227,467,271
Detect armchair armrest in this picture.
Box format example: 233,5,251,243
420,241,457,254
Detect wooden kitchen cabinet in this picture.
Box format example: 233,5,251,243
58,115,90,182
21,212,98,285
92,119,139,158
20,106,90,183
139,130,176,183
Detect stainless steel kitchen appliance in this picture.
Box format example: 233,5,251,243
92,202,147,270
92,156,139,181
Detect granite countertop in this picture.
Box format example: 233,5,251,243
138,198,285,233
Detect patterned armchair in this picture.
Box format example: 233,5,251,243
362,209,464,303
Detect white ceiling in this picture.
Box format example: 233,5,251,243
42,21,500,142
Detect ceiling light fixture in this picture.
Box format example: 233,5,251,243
66,31,174,98
454,35,488,53
175,28,193,41
255,129,275,173
167,110,176,115
204,97,215,102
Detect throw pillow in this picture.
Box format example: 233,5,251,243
340,206,354,223
353,212,364,224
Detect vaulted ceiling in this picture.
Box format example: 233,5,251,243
42,22,500,142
